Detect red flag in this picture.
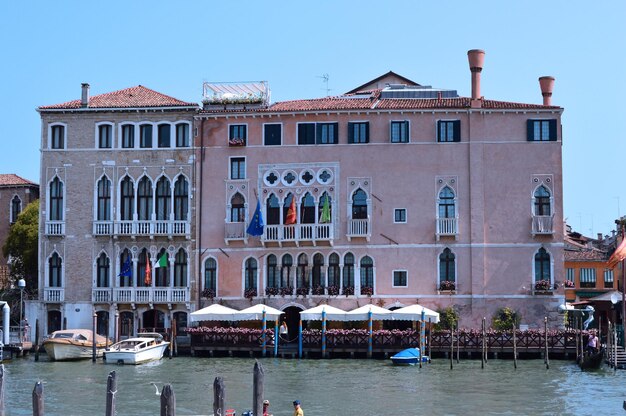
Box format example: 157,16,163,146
285,195,296,225
608,233,626,269
145,255,152,285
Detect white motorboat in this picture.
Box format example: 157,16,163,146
104,332,169,365
43,329,109,361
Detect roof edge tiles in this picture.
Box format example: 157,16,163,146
0,174,38,187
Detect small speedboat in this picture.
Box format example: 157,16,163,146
104,332,169,365
390,348,428,366
43,329,109,361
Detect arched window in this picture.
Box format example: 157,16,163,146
96,253,110,287
155,177,171,221
174,249,187,287
312,253,324,287
318,192,332,224
438,186,455,219
343,253,355,288
534,186,551,216
360,256,374,290
266,194,280,225
281,254,293,288
49,253,62,287
267,254,278,288
439,248,456,283
204,257,217,293
10,195,21,223
49,177,63,221
174,176,189,221
155,249,168,287
97,177,111,221
137,248,151,287
230,193,245,222
534,248,551,282
137,177,153,221
245,258,257,290
119,249,133,287
297,254,309,289
328,253,340,287
301,193,315,224
120,176,134,220
352,189,367,219
283,193,296,224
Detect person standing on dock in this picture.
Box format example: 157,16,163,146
293,400,304,416
280,321,289,341
587,332,598,354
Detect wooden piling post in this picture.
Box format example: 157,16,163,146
213,377,225,416
481,317,486,369
253,361,264,416
0,364,5,416
105,371,117,416
92,311,97,362
160,384,175,416
615,328,618,370
544,317,549,369
34,319,40,362
513,323,517,369
449,329,453,370
32,381,44,416
428,317,432,363
456,323,460,363
575,316,580,363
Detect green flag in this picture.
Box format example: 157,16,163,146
154,254,168,268
319,195,331,224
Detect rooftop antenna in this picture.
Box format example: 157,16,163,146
317,73,331,96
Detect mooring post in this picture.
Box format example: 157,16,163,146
449,328,453,370
575,316,580,363
428,317,432,363
213,376,225,416
160,384,175,416
481,317,486,369
543,316,550,369
92,311,97,362
298,319,303,359
614,328,618,370
262,310,267,358
0,364,5,416
456,323,460,363
323,309,328,359
253,360,264,416
274,319,279,357
105,371,117,416
35,319,40,362
513,323,517,370
32,381,44,416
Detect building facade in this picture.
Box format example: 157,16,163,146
0,174,39,288
195,50,565,328
32,84,198,338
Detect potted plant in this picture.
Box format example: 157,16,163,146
534,279,552,291
564,280,575,288
327,285,339,296
296,286,310,297
360,286,373,297
439,280,456,291
279,286,293,297
265,287,279,297
342,286,354,296
244,288,257,300
312,285,325,296
201,288,216,300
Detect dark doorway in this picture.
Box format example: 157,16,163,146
120,311,134,338
173,311,188,333
96,311,109,337
142,309,165,331
47,310,62,334
282,306,304,343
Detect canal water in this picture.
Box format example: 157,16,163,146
3,355,625,415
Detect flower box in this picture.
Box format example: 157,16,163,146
228,138,246,147
201,288,216,300
360,286,373,297
296,287,310,297
327,285,339,296
312,285,325,296
244,288,257,300
439,281,456,291
265,287,279,297
342,286,354,296
279,286,294,297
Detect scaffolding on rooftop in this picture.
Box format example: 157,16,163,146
202,81,270,107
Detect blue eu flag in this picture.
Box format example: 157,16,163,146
118,256,132,278
246,199,265,237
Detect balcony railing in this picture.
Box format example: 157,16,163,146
111,287,190,303
347,218,370,241
44,288,64,302
263,223,334,246
45,221,65,236
436,217,458,240
225,222,246,244
92,220,191,237
532,214,554,235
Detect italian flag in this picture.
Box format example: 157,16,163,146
154,254,168,269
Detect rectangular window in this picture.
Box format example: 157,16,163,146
394,208,407,223
566,268,575,283
158,124,171,148
437,120,460,142
580,268,596,288
140,124,153,148
51,125,65,149
604,269,614,288
229,124,247,146
121,125,135,148
390,121,409,143
98,125,112,149
264,124,282,146
317,122,338,144
176,123,189,147
230,157,245,180
527,119,557,141
348,122,369,144
298,123,316,145
393,270,407,287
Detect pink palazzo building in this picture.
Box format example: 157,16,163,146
195,50,565,328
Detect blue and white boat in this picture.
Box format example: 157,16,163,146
390,348,428,365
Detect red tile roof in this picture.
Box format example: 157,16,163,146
0,174,37,187
39,86,197,110
200,89,560,114
564,248,608,262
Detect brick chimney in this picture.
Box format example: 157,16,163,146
538,76,555,106
467,49,485,108
81,83,90,107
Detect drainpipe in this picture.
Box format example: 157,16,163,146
197,117,205,311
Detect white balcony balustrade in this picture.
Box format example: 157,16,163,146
94,220,190,237
44,288,64,302
45,221,65,236
436,217,458,240
347,218,370,241
110,287,191,303
262,223,334,246
532,214,554,235
224,222,246,244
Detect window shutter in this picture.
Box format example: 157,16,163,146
316,123,322,143
437,121,442,142
297,124,306,145
348,122,354,143
549,119,557,141
527,120,535,141
453,120,461,142
365,122,370,143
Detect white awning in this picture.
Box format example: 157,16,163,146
189,304,240,322
238,304,284,321
390,304,440,323
300,305,348,321
345,304,392,321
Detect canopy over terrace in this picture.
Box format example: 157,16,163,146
345,304,393,321
391,304,440,323
189,304,240,322
238,304,284,321
300,305,348,321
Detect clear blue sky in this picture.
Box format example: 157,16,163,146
1,1,624,236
